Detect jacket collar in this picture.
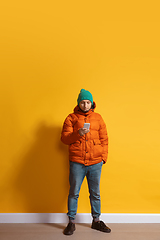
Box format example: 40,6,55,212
73,101,96,116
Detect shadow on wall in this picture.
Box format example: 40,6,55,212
13,121,69,214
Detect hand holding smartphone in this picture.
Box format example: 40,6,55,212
79,123,90,136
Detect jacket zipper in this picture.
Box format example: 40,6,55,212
84,117,87,162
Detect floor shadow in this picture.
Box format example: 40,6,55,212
76,223,91,228
43,223,65,229
12,121,69,215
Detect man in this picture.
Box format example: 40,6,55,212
61,89,111,235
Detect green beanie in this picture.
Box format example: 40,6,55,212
77,89,93,106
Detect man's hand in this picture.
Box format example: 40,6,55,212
79,128,90,136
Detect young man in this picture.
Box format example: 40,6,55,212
61,89,111,235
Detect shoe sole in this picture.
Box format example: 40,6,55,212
91,226,111,233
63,228,76,235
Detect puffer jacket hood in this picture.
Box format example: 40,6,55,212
73,101,96,115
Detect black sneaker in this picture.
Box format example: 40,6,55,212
63,222,76,235
91,220,111,233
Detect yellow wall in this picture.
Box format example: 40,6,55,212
0,1,160,213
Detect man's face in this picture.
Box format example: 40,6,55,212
79,100,92,112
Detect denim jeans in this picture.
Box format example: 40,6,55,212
67,161,103,220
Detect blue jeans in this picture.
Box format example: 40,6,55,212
67,161,103,220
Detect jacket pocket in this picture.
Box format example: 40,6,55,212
69,140,82,157
93,139,103,158
93,139,101,145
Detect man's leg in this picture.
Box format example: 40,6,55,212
86,161,111,233
63,161,86,235
67,161,86,220
86,161,103,219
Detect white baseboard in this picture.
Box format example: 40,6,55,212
0,213,160,223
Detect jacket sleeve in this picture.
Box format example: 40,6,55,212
61,114,82,145
99,115,108,163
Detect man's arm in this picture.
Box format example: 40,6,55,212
99,116,108,163
61,115,82,145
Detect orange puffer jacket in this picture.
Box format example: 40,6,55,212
61,102,108,166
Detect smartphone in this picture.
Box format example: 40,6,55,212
83,123,90,129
